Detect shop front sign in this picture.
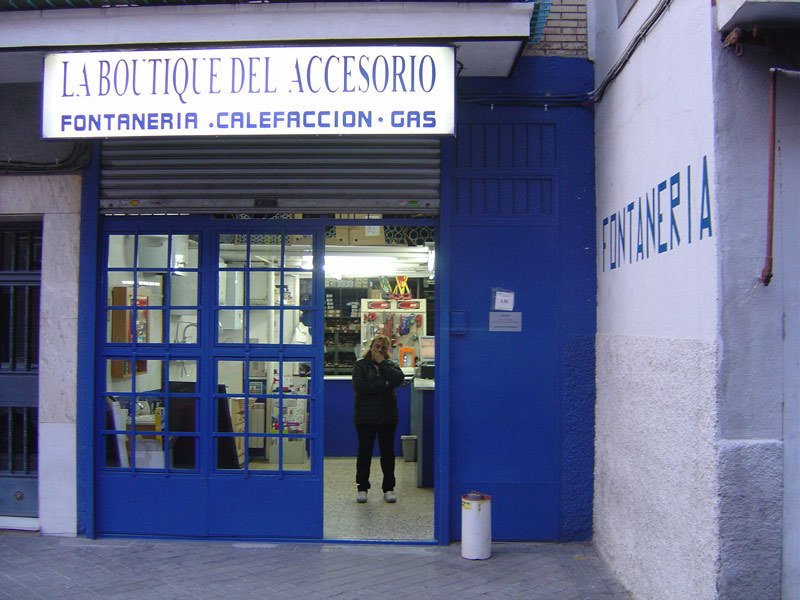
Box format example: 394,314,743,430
42,46,455,138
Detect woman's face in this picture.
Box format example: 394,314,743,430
372,339,389,353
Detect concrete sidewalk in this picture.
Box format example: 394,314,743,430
0,531,631,599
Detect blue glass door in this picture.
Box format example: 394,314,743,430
96,220,323,538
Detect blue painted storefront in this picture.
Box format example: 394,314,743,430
442,56,596,541
78,55,595,543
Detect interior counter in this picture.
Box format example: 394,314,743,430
411,377,435,487
323,375,412,457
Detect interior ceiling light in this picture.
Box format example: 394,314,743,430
303,255,400,279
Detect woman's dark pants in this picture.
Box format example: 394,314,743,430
355,423,397,492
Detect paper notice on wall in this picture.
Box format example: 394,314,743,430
492,288,515,311
489,311,522,332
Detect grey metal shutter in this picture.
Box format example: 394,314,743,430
99,136,440,215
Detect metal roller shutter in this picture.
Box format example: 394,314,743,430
99,136,440,215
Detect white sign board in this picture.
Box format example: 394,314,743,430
42,46,455,138
489,311,522,332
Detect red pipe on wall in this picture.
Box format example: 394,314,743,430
759,67,777,286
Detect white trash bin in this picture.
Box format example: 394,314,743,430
461,491,492,559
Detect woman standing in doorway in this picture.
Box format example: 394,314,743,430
352,334,405,503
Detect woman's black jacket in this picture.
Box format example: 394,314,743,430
352,357,405,425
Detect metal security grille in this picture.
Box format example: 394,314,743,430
99,136,441,215
0,222,41,517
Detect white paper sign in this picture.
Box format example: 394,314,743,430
489,311,522,332
492,289,515,311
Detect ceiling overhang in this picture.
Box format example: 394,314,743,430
0,1,538,84
717,0,800,31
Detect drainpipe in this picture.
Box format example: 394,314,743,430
760,67,800,286
759,68,777,286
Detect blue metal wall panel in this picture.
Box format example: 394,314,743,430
96,476,207,536
446,56,595,542
207,476,322,538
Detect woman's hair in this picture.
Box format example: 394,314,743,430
363,335,390,359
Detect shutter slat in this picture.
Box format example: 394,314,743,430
100,136,440,214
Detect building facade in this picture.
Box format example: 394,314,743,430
593,1,799,599
1,0,596,543
1,0,797,598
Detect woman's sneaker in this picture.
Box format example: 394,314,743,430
383,491,397,503
356,491,368,503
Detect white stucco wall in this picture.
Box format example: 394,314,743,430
593,2,720,598
711,36,799,599
1,175,82,536
776,73,800,600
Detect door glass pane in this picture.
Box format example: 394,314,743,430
248,309,313,345
219,235,246,270
137,234,169,268
249,309,278,344
249,235,281,267
143,309,163,344
132,434,165,469
167,397,197,432
170,234,199,270
105,358,163,390
269,361,312,470
248,271,275,305
219,269,245,309
281,361,312,395
108,235,134,268
107,290,160,343
248,358,273,383
137,273,164,307
286,309,312,345
107,309,132,344
105,357,145,383
264,436,310,471
169,436,196,469
266,399,311,471
219,267,244,341
172,312,199,344
216,361,245,470
104,393,131,468
299,278,312,307
164,362,198,470
170,272,198,307
286,235,312,269
217,360,244,394
106,360,131,392
108,275,134,305
245,397,274,472
281,437,311,472
216,396,245,471
218,311,244,343
104,433,132,468
167,359,198,431
130,396,164,471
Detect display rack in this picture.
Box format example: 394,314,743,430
324,285,368,374
360,298,427,366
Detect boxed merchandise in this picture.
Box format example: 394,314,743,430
326,226,350,245
348,225,385,245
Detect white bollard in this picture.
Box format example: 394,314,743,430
460,491,492,559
